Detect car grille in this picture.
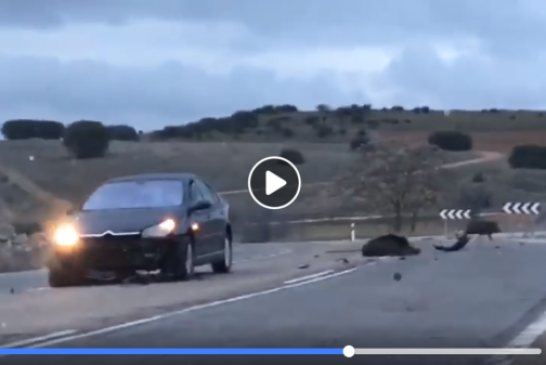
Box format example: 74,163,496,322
81,234,141,246
80,234,144,268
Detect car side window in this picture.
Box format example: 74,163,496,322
189,181,205,204
202,182,220,204
194,180,216,205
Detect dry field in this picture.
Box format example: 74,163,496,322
0,138,478,226
0,125,543,239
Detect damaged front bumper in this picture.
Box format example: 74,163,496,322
47,235,179,276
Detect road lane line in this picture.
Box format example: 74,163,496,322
0,330,77,348
23,267,359,349
283,270,334,285
487,306,546,365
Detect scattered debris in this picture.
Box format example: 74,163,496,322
298,264,310,269
10,287,14,294
121,275,151,285
399,257,406,261
361,234,421,257
336,258,349,264
314,254,320,258
433,234,471,252
393,273,402,281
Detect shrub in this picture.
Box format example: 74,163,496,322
2,119,65,140
508,144,546,169
281,128,294,138
367,120,379,129
12,221,43,235
304,116,319,125
279,148,305,165
315,125,334,138
472,172,485,183
63,120,110,159
349,136,368,151
107,125,139,141
427,130,473,151
350,115,365,124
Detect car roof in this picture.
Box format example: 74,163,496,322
106,172,197,184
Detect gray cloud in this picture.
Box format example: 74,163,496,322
3,0,546,50
0,55,359,129
0,0,546,129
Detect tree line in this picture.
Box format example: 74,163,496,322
1,119,142,160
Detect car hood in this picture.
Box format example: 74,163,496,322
71,208,180,235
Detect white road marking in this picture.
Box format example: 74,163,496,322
487,309,546,365
23,267,359,349
26,287,49,292
283,270,334,285
0,330,77,349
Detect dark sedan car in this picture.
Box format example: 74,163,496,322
47,173,233,287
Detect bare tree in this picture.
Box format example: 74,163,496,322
336,142,445,232
455,184,493,218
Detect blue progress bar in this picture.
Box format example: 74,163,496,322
0,348,344,355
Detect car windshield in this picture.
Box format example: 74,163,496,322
82,180,184,210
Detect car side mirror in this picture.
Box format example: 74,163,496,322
189,201,211,214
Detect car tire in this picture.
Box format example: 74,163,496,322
211,235,232,274
164,237,195,281
180,240,195,281
48,267,83,288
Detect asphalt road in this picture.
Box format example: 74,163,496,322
3,237,546,365
0,243,293,295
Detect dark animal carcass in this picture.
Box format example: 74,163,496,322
361,234,421,257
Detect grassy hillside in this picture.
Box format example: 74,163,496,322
1,104,546,234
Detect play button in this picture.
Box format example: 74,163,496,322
248,156,301,210
265,171,286,195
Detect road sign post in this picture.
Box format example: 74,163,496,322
502,202,540,237
439,209,472,237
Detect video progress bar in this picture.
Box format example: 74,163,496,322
343,346,542,357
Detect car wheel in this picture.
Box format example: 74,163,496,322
181,241,195,281
211,235,232,274
48,267,83,288
163,237,195,281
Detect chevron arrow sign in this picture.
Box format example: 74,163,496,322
503,202,540,215
439,209,472,220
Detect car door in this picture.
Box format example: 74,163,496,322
188,180,215,259
195,180,225,253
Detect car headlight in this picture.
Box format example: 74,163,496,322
53,224,79,247
142,219,177,238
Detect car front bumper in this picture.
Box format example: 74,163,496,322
47,235,183,272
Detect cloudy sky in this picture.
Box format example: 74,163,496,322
0,0,545,130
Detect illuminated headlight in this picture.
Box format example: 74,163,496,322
142,219,177,238
53,224,79,247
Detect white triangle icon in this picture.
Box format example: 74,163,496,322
265,171,286,196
